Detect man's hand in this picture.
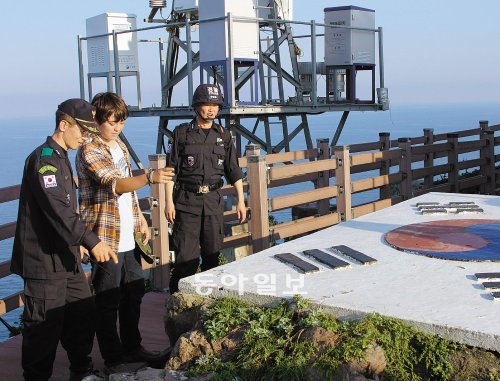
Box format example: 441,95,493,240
139,214,151,245
236,200,247,224
79,245,89,260
91,241,118,264
153,167,175,184
165,200,176,224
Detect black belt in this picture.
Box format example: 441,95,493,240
177,180,223,194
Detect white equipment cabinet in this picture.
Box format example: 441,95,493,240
198,0,259,63
255,0,293,21
174,0,199,13
174,0,293,21
86,13,139,74
324,6,375,66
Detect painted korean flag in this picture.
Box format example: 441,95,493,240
43,174,57,188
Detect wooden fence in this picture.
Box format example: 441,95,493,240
1,121,499,317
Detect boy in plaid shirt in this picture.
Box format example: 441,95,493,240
76,92,173,372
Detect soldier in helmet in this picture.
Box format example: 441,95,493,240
165,84,246,292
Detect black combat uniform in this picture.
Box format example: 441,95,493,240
168,121,243,292
11,136,100,381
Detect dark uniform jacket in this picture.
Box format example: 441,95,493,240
169,121,243,216
11,137,100,279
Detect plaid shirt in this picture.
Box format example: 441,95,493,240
76,135,141,254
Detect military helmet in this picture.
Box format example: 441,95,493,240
192,84,224,106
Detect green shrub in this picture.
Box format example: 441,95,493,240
188,296,457,380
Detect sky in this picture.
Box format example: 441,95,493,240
1,0,500,120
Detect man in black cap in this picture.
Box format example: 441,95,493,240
11,98,117,381
165,84,246,292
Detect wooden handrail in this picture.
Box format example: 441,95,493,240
351,150,401,166
412,142,451,156
412,164,451,180
414,183,451,196
458,140,486,154
457,158,486,171
265,148,318,164
0,291,24,315
269,158,337,180
0,185,21,204
459,175,486,191
0,261,10,279
270,186,338,212
271,212,340,241
0,222,16,242
352,196,403,219
350,141,381,153
222,232,251,249
351,173,402,193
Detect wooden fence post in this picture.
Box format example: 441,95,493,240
379,132,391,200
479,121,495,195
334,145,352,222
423,128,434,190
398,138,413,200
149,154,170,291
316,138,331,215
447,133,459,193
246,145,270,253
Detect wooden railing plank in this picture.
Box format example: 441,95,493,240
351,173,402,193
413,183,451,197
0,261,10,279
222,232,251,249
0,222,16,242
268,173,318,189
270,187,338,212
413,164,451,180
459,175,486,191
238,156,248,168
350,141,380,153
0,291,24,315
272,213,340,240
457,158,486,171
458,140,486,154
352,196,403,218
351,150,401,166
266,149,318,164
269,158,337,180
412,142,451,156
0,185,21,204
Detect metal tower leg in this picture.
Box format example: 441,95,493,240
301,114,313,149
263,116,273,153
332,111,350,146
156,116,171,154
119,132,144,169
271,3,286,104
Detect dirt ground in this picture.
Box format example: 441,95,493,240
448,347,500,381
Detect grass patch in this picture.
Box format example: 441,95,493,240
186,295,461,381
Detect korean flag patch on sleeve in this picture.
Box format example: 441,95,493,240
43,174,57,188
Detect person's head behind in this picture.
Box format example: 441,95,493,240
192,84,224,124
91,92,129,125
91,92,129,144
54,98,98,150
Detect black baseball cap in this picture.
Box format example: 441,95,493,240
57,98,99,133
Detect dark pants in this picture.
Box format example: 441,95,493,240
22,273,95,381
170,210,223,292
92,249,145,364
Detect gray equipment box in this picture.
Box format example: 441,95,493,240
324,6,375,66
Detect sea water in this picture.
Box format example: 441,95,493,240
0,102,499,340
